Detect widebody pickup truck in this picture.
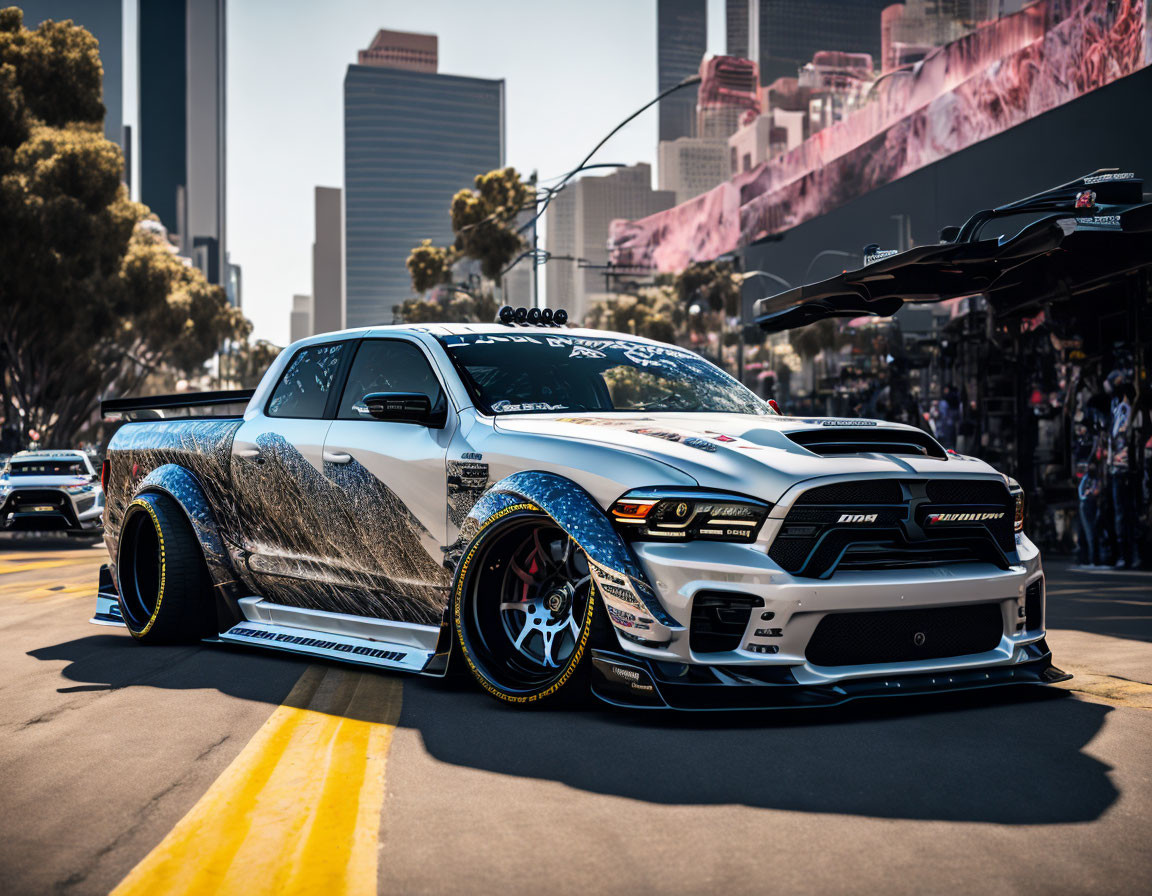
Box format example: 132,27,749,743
93,320,1067,708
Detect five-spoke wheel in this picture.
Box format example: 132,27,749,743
453,508,597,704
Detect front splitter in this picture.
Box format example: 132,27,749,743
589,643,1070,711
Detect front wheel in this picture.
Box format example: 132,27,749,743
453,507,597,705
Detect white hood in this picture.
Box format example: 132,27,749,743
492,412,1003,504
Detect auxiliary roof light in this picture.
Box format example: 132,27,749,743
496,306,569,327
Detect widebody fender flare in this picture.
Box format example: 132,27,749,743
128,464,244,628
446,471,682,648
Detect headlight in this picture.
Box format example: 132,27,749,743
610,489,771,543
1007,477,1025,533
62,483,95,494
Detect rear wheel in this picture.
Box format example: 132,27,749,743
453,507,597,705
116,493,213,643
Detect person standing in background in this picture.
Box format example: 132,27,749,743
1106,370,1137,568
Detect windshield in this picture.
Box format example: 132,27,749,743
439,333,769,416
7,459,89,477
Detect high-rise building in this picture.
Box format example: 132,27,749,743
358,29,438,72
658,137,729,204
725,0,748,57
139,0,227,286
344,31,504,327
19,1,123,148
657,0,706,142
726,1,890,83
185,0,226,285
312,187,344,335
545,164,675,323
290,294,314,344
139,0,185,233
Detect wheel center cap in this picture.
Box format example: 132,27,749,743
545,591,565,613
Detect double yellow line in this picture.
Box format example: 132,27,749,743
113,666,402,896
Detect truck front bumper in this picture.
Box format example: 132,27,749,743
602,533,1060,703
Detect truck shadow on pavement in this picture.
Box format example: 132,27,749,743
33,635,1119,825
30,635,310,705
400,676,1118,825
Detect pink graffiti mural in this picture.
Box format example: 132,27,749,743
610,0,1148,272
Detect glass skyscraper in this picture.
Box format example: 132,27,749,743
343,50,504,327
657,0,707,142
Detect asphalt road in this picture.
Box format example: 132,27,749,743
1,534,1150,896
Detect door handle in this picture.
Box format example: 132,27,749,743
323,451,353,464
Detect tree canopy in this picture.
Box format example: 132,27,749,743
405,166,534,305
0,8,250,448
583,286,684,344
393,286,497,326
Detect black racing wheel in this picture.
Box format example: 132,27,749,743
116,492,214,644
453,506,598,705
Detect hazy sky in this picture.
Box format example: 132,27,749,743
182,0,726,344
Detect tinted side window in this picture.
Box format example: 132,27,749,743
267,343,346,418
337,340,443,419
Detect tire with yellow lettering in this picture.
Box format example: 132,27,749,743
453,507,597,705
116,493,213,644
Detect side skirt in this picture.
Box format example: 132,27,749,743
90,563,441,675
218,621,434,674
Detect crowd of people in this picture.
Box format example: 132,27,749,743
1071,364,1148,569
751,325,1149,569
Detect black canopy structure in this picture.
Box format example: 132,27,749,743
754,170,1152,333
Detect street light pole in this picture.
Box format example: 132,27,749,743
519,73,703,239
529,170,539,308
502,75,702,317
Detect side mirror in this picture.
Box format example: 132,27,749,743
361,392,445,427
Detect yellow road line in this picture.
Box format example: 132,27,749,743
112,665,402,896
0,558,89,574
0,581,93,598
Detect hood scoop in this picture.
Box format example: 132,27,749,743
785,427,946,460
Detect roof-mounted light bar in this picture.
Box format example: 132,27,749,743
497,305,569,327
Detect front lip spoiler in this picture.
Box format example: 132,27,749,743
589,644,1070,711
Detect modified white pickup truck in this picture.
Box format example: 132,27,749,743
93,319,1066,708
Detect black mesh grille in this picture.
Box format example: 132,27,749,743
794,481,903,506
8,490,68,507
764,537,813,572
769,479,1017,577
926,480,1011,505
1025,580,1043,632
837,542,990,571
805,603,1004,667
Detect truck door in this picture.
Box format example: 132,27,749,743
321,337,454,625
230,339,350,606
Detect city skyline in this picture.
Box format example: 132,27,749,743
221,0,727,344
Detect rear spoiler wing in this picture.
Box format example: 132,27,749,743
101,389,255,421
